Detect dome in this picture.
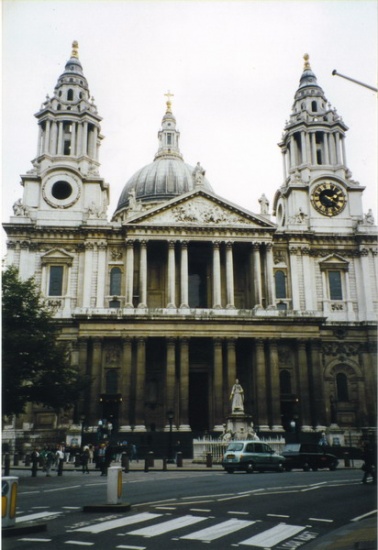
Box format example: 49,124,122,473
113,96,212,217
116,157,213,212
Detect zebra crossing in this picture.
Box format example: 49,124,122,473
64,510,319,548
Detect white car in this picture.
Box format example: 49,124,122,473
222,441,286,473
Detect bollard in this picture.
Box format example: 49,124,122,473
57,458,64,476
31,455,38,477
144,457,149,472
206,452,212,468
123,454,129,473
176,452,183,467
344,453,350,468
4,453,10,476
162,457,167,471
13,452,19,466
24,453,31,467
2,476,18,527
107,466,122,504
148,451,154,467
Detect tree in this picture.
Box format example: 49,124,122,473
2,266,89,417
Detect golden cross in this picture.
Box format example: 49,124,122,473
164,90,174,102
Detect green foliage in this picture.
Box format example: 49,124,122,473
2,266,89,417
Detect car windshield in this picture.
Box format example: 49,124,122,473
226,442,244,452
284,444,301,452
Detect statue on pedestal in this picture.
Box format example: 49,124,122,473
230,379,244,413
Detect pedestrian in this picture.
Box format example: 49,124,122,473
45,448,55,477
88,444,94,464
130,444,138,462
98,443,106,476
362,440,376,484
81,445,90,474
56,445,65,476
105,441,113,471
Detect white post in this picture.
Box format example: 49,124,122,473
107,467,122,505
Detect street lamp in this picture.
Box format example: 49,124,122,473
80,415,86,448
166,410,174,463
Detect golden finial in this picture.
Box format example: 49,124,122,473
303,53,311,70
71,40,79,59
164,90,174,113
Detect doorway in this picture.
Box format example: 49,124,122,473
189,372,209,432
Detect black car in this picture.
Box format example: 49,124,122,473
282,443,339,472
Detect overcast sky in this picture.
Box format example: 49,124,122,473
2,0,377,235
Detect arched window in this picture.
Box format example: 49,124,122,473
311,100,317,112
110,267,122,295
336,373,349,401
280,370,292,394
275,270,286,299
106,370,118,394
67,89,74,100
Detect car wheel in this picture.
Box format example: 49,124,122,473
277,462,284,472
303,463,310,472
225,469,234,474
284,466,292,472
246,462,254,473
329,463,337,471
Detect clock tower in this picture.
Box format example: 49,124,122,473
273,54,365,233
14,41,109,227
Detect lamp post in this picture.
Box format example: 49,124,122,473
166,410,174,463
80,415,86,448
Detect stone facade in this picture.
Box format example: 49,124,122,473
3,45,377,445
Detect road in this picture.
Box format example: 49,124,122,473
3,466,376,550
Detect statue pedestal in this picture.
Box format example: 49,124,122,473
225,413,257,440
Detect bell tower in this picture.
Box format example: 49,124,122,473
14,41,109,226
273,54,366,233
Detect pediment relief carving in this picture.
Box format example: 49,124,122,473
132,196,269,228
41,248,75,265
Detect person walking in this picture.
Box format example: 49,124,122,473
81,445,90,474
98,443,106,476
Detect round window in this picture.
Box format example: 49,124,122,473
51,180,72,200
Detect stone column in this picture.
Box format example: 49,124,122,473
138,240,147,308
335,133,341,164
167,241,176,308
165,338,176,429
96,242,107,308
301,248,315,310
212,241,222,308
82,121,88,156
255,339,268,430
289,247,300,310
134,337,146,431
296,340,311,430
71,122,76,156
252,243,263,306
226,338,237,401
268,339,282,431
179,337,190,431
78,338,89,419
311,133,316,164
90,338,102,421
44,121,51,154
309,339,326,428
265,243,275,307
301,131,307,164
57,122,64,155
225,241,235,308
125,240,134,308
119,337,132,430
180,241,189,308
213,338,224,429
323,133,330,164
77,123,83,156
83,241,94,307
281,150,287,180
341,136,347,166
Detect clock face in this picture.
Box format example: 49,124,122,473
311,182,346,217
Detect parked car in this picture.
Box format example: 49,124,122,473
222,441,286,473
282,443,339,472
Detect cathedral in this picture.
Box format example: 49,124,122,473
3,43,377,449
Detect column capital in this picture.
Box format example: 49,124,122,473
251,242,261,251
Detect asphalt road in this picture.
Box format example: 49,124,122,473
3,467,376,550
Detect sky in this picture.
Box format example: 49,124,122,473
2,0,377,238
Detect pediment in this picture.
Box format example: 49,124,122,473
125,190,275,229
318,254,349,270
41,248,75,265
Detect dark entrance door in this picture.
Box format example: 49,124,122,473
100,394,121,432
189,372,209,433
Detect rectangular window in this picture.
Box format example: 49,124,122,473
49,266,64,296
328,270,342,300
167,133,172,145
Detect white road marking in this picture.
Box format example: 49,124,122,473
64,542,94,546
44,485,82,493
63,506,82,510
116,546,146,550
17,538,52,543
239,523,305,547
128,514,207,537
75,513,162,534
267,514,290,518
16,511,63,522
228,511,250,516
352,509,378,522
309,517,334,523
181,518,255,541
190,508,211,512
